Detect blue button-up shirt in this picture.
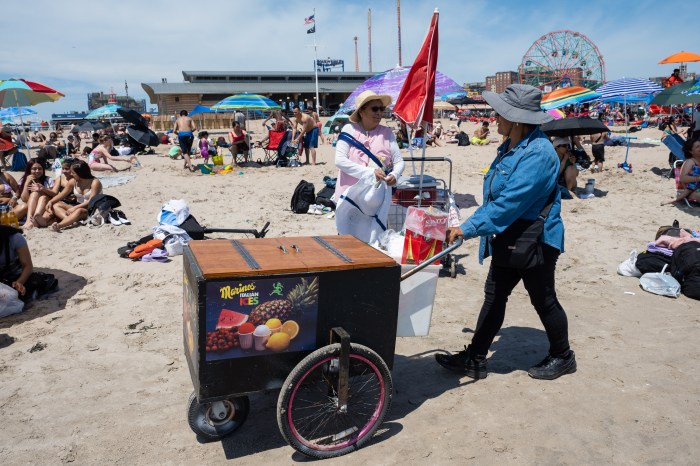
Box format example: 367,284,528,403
459,127,565,264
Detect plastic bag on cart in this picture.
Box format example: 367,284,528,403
446,191,461,228
402,206,448,265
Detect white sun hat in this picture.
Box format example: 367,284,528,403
335,172,391,244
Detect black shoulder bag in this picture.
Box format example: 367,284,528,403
488,173,558,269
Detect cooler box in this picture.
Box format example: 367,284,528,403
392,174,438,207
183,235,400,401
397,263,440,337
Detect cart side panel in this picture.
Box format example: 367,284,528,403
315,265,401,370
198,272,321,400
183,247,203,395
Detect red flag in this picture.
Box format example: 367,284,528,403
393,9,439,129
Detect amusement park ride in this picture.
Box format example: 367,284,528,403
519,30,606,91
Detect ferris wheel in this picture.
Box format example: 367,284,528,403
519,30,605,91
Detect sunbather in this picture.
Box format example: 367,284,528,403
471,121,490,145
663,137,700,205
39,161,103,232
14,159,56,230
88,135,135,172
0,166,20,211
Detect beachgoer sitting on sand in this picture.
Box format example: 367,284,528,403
30,131,46,143
168,146,182,160
88,135,136,172
664,137,700,205
0,225,33,301
471,121,490,145
38,132,66,159
433,122,444,141
38,161,102,232
14,159,56,230
552,137,579,199
32,159,76,228
228,122,249,164
0,165,20,214
0,126,19,168
66,135,80,155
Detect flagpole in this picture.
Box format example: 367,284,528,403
313,8,320,112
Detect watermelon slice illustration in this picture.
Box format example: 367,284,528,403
216,309,248,329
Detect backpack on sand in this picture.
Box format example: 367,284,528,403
291,180,315,214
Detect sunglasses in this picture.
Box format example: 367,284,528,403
365,106,386,113
556,144,571,149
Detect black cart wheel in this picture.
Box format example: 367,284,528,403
187,391,249,441
277,343,393,459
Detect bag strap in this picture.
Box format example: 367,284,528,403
337,132,389,174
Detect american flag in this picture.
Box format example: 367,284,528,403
304,15,315,24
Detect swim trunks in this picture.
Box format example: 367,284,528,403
592,144,605,162
303,127,319,149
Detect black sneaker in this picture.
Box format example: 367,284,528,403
435,345,488,379
527,351,577,380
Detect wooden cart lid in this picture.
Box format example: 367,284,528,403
187,235,397,279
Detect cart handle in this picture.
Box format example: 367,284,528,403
400,237,463,281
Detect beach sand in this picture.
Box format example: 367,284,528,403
1,121,699,464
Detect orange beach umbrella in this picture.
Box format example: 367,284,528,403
659,51,700,64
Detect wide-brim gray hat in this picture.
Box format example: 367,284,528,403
483,84,553,125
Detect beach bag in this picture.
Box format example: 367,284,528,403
11,152,27,172
639,265,681,298
655,220,691,240
670,242,700,300
489,187,557,270
315,186,336,210
401,207,448,265
291,180,315,214
158,199,190,226
87,194,121,227
635,251,672,274
0,282,24,317
617,249,642,277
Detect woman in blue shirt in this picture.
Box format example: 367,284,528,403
435,85,576,381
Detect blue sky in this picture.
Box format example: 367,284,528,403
1,0,695,120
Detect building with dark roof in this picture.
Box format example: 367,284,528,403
142,71,375,115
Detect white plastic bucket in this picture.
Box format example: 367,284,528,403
397,263,440,337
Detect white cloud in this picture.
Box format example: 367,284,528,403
0,0,693,119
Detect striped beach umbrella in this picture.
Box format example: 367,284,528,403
211,93,281,111
597,78,662,99
0,79,64,108
338,66,463,113
0,106,37,123
541,86,600,110
85,103,122,120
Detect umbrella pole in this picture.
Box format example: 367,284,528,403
417,122,427,208
13,90,31,157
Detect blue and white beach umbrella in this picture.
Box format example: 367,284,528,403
597,78,663,99
85,103,123,120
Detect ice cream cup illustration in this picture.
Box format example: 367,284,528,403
253,325,271,351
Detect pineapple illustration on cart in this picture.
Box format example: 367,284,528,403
182,235,462,459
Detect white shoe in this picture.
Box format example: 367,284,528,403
307,204,318,214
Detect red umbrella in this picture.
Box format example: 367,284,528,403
393,9,439,130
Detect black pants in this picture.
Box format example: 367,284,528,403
471,245,570,358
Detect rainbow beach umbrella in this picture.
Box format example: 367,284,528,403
0,78,64,108
541,86,600,110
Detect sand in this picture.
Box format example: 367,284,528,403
1,120,699,465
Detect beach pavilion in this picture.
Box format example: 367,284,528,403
141,70,375,119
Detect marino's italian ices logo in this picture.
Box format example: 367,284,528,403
220,283,259,306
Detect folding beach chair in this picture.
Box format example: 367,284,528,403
663,133,685,178
262,130,285,165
